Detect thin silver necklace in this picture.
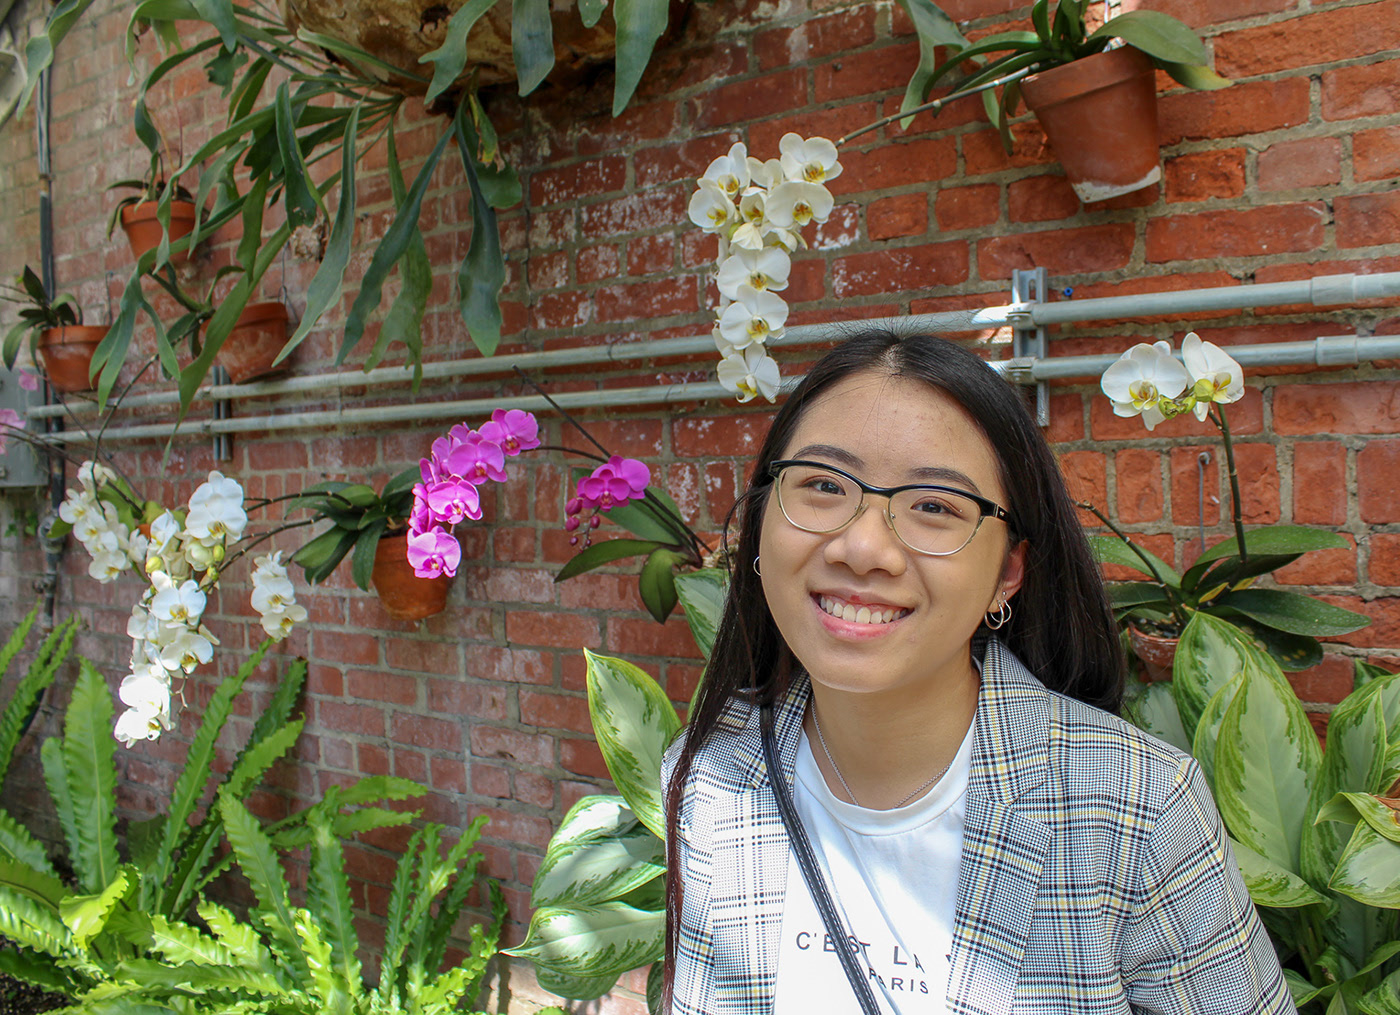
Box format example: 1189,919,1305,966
811,703,952,809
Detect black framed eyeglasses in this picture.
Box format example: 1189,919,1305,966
767,459,1015,557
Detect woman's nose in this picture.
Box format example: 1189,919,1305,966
823,498,907,575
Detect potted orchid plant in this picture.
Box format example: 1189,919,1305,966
1090,333,1368,676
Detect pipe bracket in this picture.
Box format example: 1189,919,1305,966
1315,334,1360,366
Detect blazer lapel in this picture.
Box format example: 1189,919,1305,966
947,640,1054,1015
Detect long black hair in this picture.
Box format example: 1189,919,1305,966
662,332,1123,1005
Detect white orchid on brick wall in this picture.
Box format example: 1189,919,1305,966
689,134,842,403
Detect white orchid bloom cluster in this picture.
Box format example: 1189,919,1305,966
251,551,306,641
688,133,842,403
57,462,148,583
1101,332,1245,430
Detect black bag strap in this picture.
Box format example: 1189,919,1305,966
761,705,882,1015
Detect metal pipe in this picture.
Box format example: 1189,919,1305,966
38,333,1400,445
33,271,1397,422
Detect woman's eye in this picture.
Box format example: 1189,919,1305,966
912,496,960,517
804,477,844,496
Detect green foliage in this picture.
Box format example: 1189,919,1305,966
287,467,419,589
510,574,730,1008
1133,614,1400,1012
0,642,424,1004
1,268,88,370
1091,525,1371,671
0,606,78,789
64,804,505,1014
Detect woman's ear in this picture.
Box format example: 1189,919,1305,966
999,539,1028,602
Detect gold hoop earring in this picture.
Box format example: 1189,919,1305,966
985,598,1012,630
753,556,762,577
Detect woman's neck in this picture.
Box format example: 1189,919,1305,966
802,653,981,810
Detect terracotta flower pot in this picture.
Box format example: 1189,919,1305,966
1127,622,1180,683
38,325,108,393
1020,46,1162,203
215,302,290,384
371,533,452,622
119,200,198,261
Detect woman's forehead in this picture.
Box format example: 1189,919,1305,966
781,371,1004,488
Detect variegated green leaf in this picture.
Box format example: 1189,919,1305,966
674,568,728,664
535,963,622,1002
1127,680,1191,754
506,902,664,989
1215,663,1321,873
1172,612,1271,740
534,796,664,908
1317,791,1400,844
1192,671,1242,792
1230,836,1326,908
585,650,680,840
1329,822,1400,907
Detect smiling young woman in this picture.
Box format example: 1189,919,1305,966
661,333,1293,1014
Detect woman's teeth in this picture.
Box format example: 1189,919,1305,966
818,596,909,625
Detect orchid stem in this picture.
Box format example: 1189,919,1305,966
1211,406,1248,564
1077,500,1188,628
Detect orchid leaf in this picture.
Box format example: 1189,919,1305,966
894,0,970,125
1090,10,1207,66
639,548,685,623
611,0,668,115
556,540,667,582
1215,588,1370,637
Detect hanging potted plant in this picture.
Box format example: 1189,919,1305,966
913,0,1232,201
1,267,108,393
108,149,198,262
1084,333,1369,680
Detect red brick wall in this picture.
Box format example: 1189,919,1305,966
0,0,1397,1008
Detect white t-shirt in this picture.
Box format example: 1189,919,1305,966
773,720,974,1015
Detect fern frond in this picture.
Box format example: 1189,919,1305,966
197,900,281,976
0,807,57,876
0,602,40,680
292,906,350,1009
420,814,489,975
63,661,119,893
308,814,362,997
0,883,75,958
0,614,77,785
59,864,133,948
0,855,70,911
218,793,307,980
39,739,77,871
377,826,425,1004
147,914,237,966
155,640,270,897
236,653,306,761
0,942,78,995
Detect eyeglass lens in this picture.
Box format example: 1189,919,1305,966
776,464,982,555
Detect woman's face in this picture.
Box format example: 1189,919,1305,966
757,369,1024,700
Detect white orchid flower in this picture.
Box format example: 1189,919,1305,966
1181,332,1245,420
716,248,791,300
159,629,215,673
76,460,118,494
74,512,109,547
125,530,149,566
89,551,129,583
253,550,287,577
127,603,159,642
1101,341,1190,431
58,491,97,526
745,156,784,193
701,142,750,198
120,670,172,717
251,574,297,616
718,286,789,350
260,602,307,641
151,575,206,626
688,179,736,234
114,706,169,747
717,346,782,404
765,181,834,230
185,471,247,541
729,192,772,251
779,133,843,184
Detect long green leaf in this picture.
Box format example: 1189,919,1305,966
1217,588,1370,637
338,127,451,366
38,740,76,874
419,0,500,103
1089,10,1206,65
1184,525,1348,581
309,815,361,995
198,899,280,973
219,793,305,975
1172,612,1268,740
274,82,323,228
1087,534,1180,584
1162,60,1232,90
0,603,40,686
0,614,76,785
1191,671,1242,792
0,810,57,877
0,885,73,959
1126,680,1191,754
610,0,668,114
59,866,132,947
420,814,490,976
585,650,680,839
557,539,667,583
1214,662,1322,874
512,0,555,96
366,126,430,381
0,858,67,911
16,0,101,116
63,661,118,894
454,104,506,357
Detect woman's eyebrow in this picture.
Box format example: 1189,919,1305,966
787,444,984,494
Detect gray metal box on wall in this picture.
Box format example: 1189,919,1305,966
0,367,45,488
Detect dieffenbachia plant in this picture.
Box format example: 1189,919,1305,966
506,567,728,1011
1130,612,1400,1012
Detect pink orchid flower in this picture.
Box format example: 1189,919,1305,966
0,408,24,455
576,456,650,511
444,432,507,484
479,409,541,456
408,483,434,534
406,527,461,579
426,477,483,525
18,370,40,392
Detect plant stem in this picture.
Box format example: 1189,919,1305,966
218,518,316,574
1076,500,1188,628
1212,406,1248,563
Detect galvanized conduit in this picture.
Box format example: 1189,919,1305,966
32,271,1400,444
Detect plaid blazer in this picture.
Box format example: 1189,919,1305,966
666,639,1295,1014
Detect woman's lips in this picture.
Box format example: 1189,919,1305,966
815,593,911,626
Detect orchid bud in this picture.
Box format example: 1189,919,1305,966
566,497,583,516
565,516,580,532
212,544,226,563
589,514,601,529
569,536,579,546
146,556,163,574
